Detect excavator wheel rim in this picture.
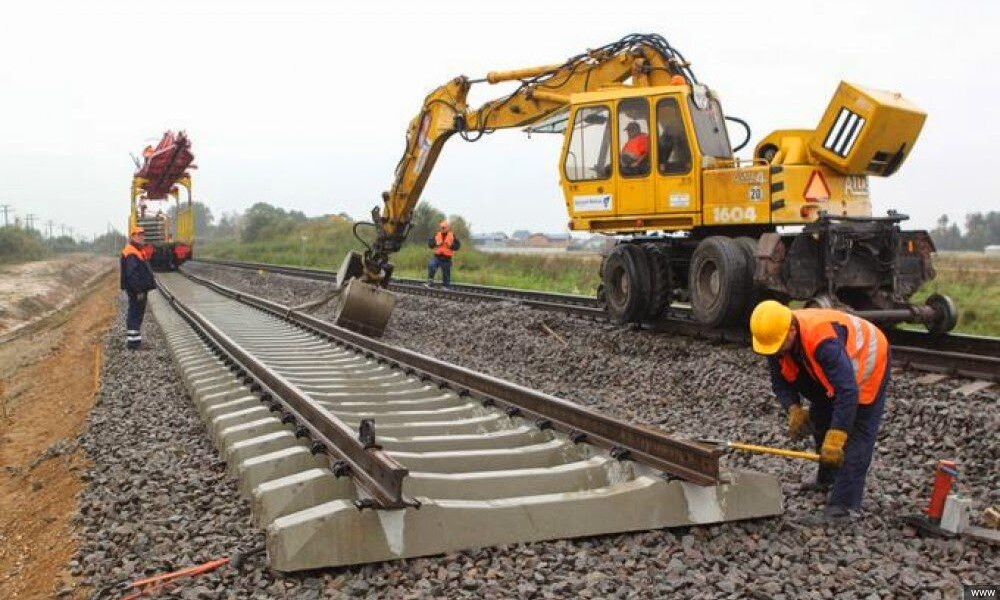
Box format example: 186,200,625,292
689,236,750,327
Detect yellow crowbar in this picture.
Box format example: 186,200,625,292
696,438,820,462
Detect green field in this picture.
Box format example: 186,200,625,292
200,217,601,295
200,222,1000,336
911,252,1000,336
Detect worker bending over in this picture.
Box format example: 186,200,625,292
750,300,890,522
427,220,460,287
120,226,157,349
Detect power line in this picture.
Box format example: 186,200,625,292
25,214,37,231
0,204,11,227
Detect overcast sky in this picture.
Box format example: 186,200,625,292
1,0,997,239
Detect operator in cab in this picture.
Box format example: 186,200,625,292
427,219,460,287
750,300,890,523
620,121,650,175
120,226,157,350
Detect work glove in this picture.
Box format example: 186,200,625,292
787,404,809,441
819,428,848,468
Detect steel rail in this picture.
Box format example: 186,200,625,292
157,277,414,508
180,269,724,485
188,259,1000,382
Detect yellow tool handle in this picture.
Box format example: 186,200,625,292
727,442,820,462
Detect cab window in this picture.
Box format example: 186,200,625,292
618,98,650,177
564,106,611,181
656,98,693,175
688,96,733,159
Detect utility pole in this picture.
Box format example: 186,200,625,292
25,214,37,231
60,224,67,237
0,204,10,227
46,220,55,238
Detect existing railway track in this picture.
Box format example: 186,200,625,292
189,259,1000,385
150,271,782,571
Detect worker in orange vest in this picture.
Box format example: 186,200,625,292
427,219,460,287
120,226,157,349
750,300,890,523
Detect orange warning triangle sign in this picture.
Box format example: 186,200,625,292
804,170,831,202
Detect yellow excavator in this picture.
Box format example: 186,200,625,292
332,33,956,337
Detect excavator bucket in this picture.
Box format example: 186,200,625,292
329,251,397,337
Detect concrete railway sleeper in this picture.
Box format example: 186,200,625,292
149,272,783,571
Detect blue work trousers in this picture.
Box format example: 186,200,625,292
126,291,147,349
808,362,890,509
428,256,452,287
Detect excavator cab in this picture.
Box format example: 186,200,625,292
561,85,738,234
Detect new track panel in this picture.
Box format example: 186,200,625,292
150,272,782,571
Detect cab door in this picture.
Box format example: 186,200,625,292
614,97,655,217
652,96,699,220
561,104,616,219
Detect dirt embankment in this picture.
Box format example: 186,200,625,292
0,255,115,341
0,269,118,600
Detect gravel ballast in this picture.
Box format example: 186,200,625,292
78,264,996,599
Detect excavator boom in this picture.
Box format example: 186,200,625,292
361,34,693,282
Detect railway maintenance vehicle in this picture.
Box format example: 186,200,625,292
333,33,956,337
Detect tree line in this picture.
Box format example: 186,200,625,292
930,212,1000,251
0,225,125,264
174,201,472,247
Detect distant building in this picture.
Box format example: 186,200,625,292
511,229,532,241
985,244,1000,257
471,232,509,248
523,232,571,248
568,234,615,253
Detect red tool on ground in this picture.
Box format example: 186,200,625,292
107,545,266,599
925,459,959,520
903,459,960,538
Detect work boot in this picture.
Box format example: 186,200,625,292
799,505,856,526
822,505,855,523
799,479,833,493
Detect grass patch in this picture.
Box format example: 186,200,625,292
911,252,1000,336
199,216,602,296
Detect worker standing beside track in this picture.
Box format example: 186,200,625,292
427,220,460,287
750,300,890,523
120,226,157,350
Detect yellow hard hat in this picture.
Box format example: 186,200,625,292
129,225,145,236
750,300,793,355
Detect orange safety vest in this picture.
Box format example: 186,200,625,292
779,309,888,405
121,243,147,261
434,231,455,258
622,133,650,160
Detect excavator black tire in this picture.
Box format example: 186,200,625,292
734,236,761,318
602,243,650,324
642,243,673,320
689,236,750,327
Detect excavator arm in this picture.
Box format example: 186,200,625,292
359,34,695,282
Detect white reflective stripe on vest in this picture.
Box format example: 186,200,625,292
861,322,880,382
844,316,879,386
